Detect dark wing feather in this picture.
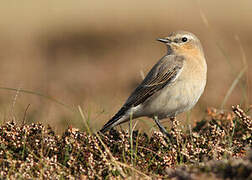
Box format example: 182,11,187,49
124,55,184,107
100,55,184,133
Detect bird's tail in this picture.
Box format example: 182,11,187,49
100,106,128,133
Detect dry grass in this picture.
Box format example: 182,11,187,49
0,105,251,179
0,0,252,133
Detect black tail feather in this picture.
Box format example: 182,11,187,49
100,106,128,133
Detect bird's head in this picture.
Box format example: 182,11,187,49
157,31,204,57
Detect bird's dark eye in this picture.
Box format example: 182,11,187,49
182,37,188,42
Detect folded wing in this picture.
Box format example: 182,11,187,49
100,55,184,133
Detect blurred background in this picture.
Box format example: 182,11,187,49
0,0,251,133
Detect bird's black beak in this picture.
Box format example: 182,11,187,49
157,38,171,44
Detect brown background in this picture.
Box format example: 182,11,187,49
0,0,251,133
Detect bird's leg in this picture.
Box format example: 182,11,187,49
153,116,172,139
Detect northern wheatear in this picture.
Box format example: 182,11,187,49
100,31,207,136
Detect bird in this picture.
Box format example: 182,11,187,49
100,31,207,137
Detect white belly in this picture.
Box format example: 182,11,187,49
139,77,206,119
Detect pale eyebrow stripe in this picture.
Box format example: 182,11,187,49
183,34,194,40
